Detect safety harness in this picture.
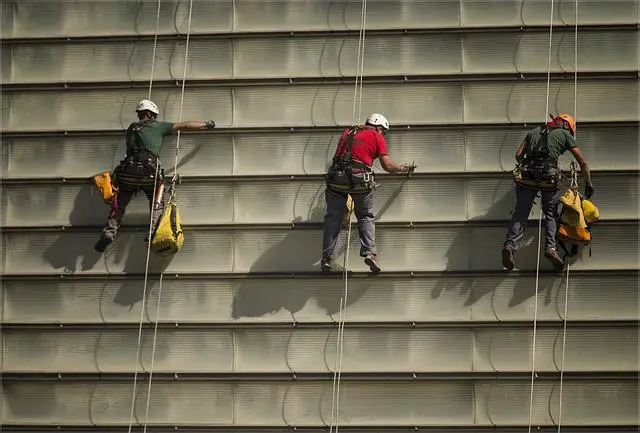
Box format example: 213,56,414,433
512,123,563,190
115,119,164,186
325,126,376,194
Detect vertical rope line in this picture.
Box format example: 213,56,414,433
148,0,162,100
142,272,165,432
128,162,161,433
141,0,194,429
350,0,367,126
356,0,367,124
529,1,555,431
127,0,164,423
173,0,194,174
557,4,578,431
330,1,367,432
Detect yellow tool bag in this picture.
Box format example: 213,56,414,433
151,201,184,256
93,171,115,203
557,188,600,258
342,194,354,228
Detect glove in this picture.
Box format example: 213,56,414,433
584,182,594,199
204,120,216,129
402,162,417,177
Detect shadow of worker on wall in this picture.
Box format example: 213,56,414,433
42,183,107,273
431,182,560,308
232,186,371,320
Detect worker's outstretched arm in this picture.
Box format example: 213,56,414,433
568,145,594,197
379,155,411,174
172,120,215,133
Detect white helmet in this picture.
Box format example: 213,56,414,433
136,99,159,115
365,113,390,132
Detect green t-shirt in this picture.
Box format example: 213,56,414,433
524,126,576,160
131,120,174,155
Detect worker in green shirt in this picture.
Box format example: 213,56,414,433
95,99,215,253
502,113,593,271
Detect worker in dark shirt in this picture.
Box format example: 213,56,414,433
502,113,593,271
94,99,215,253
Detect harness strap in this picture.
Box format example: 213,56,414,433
521,125,559,167
335,126,373,172
126,119,160,161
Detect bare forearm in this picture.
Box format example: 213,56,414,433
173,120,215,132
579,161,592,184
384,160,407,174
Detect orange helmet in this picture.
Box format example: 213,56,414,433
557,113,576,136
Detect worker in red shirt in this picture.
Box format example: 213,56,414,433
321,113,416,273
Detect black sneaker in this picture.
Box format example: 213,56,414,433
321,257,332,273
364,254,381,274
544,248,564,271
94,236,113,253
501,247,515,271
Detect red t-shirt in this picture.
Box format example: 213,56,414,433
333,126,389,167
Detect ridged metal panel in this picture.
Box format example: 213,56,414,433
4,30,638,84
3,125,639,179
3,0,639,39
2,274,638,324
2,379,637,426
3,174,638,227
3,327,637,373
3,80,638,131
2,224,638,275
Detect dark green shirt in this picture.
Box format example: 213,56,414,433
132,121,174,154
524,126,576,160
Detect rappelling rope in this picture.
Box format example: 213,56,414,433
528,0,579,430
127,0,163,429
126,0,193,431
527,0,556,430
329,2,367,432
142,0,194,432
556,2,579,431
148,0,162,100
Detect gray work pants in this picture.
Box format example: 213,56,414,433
504,184,560,252
322,188,377,259
102,180,164,241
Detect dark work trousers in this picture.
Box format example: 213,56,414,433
504,183,561,253
322,188,377,260
102,178,164,241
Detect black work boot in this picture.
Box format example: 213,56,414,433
321,257,332,273
544,247,564,271
94,236,113,253
501,246,515,271
364,254,382,274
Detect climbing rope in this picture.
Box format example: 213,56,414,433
127,0,163,429
527,0,555,430
528,0,578,431
148,0,162,100
329,2,368,432
127,0,193,431
143,0,193,431
556,3,579,431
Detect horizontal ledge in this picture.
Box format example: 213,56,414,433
2,269,637,282
1,218,636,233
3,23,637,45
3,120,637,138
3,169,636,185
2,71,638,91
2,371,637,382
2,320,637,332
1,427,636,433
